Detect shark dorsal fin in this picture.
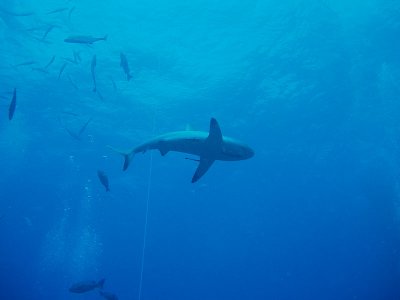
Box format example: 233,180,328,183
207,118,223,146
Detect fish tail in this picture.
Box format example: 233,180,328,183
103,34,108,41
127,74,132,81
107,146,134,171
97,278,105,289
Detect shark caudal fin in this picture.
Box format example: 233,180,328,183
108,146,134,171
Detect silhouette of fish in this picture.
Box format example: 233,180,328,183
99,290,118,300
97,170,110,192
8,88,16,120
69,279,105,293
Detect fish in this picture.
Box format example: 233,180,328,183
120,52,132,81
67,75,79,90
69,279,105,294
97,170,110,192
68,6,76,21
91,55,97,92
14,61,36,67
44,55,56,69
110,118,254,183
31,67,49,74
47,7,69,14
64,118,92,140
64,35,107,44
99,291,118,300
58,62,68,79
41,25,56,41
78,117,92,136
8,88,16,120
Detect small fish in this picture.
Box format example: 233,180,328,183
14,61,36,67
120,52,132,81
69,279,105,294
64,35,107,44
31,67,49,74
67,75,79,90
97,170,110,192
99,291,118,300
47,7,69,14
68,6,76,21
64,118,92,140
58,62,68,79
41,25,56,41
44,55,56,69
78,117,92,136
91,55,97,92
8,88,16,120
0,9,35,17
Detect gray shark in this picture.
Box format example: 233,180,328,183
112,118,254,183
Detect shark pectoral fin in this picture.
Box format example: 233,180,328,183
192,158,214,183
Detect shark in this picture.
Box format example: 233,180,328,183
112,118,254,183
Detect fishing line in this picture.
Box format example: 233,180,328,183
138,107,157,300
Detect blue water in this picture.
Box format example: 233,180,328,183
1,0,400,299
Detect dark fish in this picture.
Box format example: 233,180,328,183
64,118,92,141
120,52,132,81
14,61,36,67
58,62,67,79
91,55,97,92
31,67,49,74
99,290,118,300
97,170,110,192
44,55,56,69
64,35,107,44
67,75,79,90
69,278,105,294
78,117,92,136
41,25,56,41
47,7,69,14
68,6,76,21
8,88,16,120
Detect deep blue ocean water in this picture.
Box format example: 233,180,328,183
1,0,400,299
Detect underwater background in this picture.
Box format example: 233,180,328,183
1,0,400,299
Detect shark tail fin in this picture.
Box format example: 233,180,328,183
103,35,108,41
108,146,134,171
127,74,132,81
97,278,105,289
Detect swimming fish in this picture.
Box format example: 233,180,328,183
58,62,67,79
47,7,69,14
97,170,110,192
99,291,118,300
8,88,16,120
41,25,57,41
44,55,56,69
120,52,132,81
64,35,107,44
69,279,105,293
91,55,97,92
64,117,92,141
14,61,36,67
110,118,254,183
